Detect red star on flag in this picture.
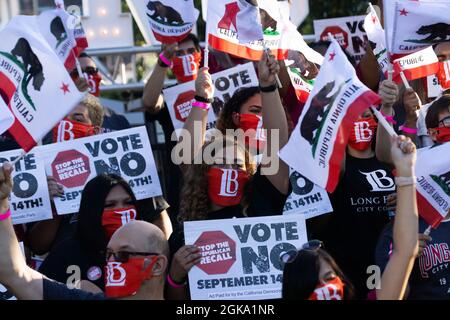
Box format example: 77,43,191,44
329,52,336,61
399,8,409,16
60,83,70,94
371,15,377,24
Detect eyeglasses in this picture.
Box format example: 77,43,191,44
279,240,324,264
70,66,99,77
175,48,198,57
106,251,160,263
438,116,450,128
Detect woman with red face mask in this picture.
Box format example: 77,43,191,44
165,53,290,299
307,108,397,299
283,135,419,300
38,174,141,293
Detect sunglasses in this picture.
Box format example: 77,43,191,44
106,251,159,263
70,66,99,77
438,116,450,128
279,240,324,264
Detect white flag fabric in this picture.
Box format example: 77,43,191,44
0,16,84,151
279,38,381,192
146,0,199,43
391,0,450,56
207,0,323,65
416,143,450,227
0,99,14,136
235,0,264,44
393,46,439,82
364,4,390,75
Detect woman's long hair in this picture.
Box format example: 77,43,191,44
178,136,256,223
282,248,354,300
75,174,137,265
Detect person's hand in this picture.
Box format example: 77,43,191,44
390,135,416,176
74,77,89,92
418,233,432,256
47,176,64,198
403,88,421,124
162,42,179,60
195,67,214,100
379,80,399,108
169,245,201,283
386,193,397,211
258,51,280,87
0,162,13,212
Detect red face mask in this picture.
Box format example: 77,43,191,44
172,52,201,83
308,277,345,300
102,206,137,241
430,126,450,143
52,119,96,142
437,61,450,90
239,114,267,152
86,72,102,97
207,168,249,207
348,117,378,151
104,257,158,298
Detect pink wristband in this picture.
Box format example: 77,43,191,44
399,125,417,134
167,274,186,288
380,111,397,124
0,209,11,221
192,101,210,110
159,53,172,68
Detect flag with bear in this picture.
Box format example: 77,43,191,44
391,0,450,57
53,0,88,57
0,15,84,152
415,142,450,228
364,3,390,75
146,0,199,43
279,37,381,192
206,0,323,65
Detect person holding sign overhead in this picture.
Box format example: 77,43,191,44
166,52,290,299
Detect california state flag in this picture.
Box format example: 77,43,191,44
415,143,450,228
364,4,390,75
393,46,439,82
279,38,381,192
0,15,84,151
391,1,450,56
207,0,323,64
146,0,199,43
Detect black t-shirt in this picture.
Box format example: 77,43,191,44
39,237,106,290
0,133,20,152
310,154,395,299
376,218,450,300
43,278,106,300
168,168,289,257
102,108,131,132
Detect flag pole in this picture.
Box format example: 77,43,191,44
424,225,432,236
262,44,283,88
10,151,27,170
371,106,398,137
399,70,411,89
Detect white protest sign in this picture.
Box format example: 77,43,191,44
427,74,442,98
185,215,308,300
314,15,367,63
0,151,52,225
37,126,162,215
163,63,259,138
283,169,333,219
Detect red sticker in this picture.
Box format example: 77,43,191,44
194,231,236,275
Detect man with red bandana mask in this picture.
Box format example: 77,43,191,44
307,108,397,299
0,165,169,300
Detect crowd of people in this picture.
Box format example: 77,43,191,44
0,2,449,302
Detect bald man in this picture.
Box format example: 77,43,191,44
0,163,169,300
